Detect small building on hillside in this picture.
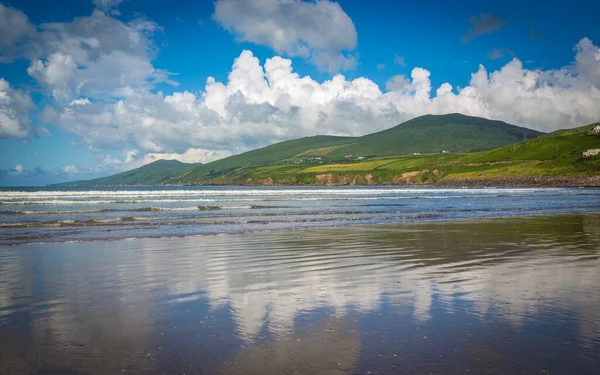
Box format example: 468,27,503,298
593,125,600,134
413,152,421,156
583,148,600,157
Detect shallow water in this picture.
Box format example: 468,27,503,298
1,213,599,374
1,186,600,245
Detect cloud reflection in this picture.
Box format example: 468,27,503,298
0,214,599,373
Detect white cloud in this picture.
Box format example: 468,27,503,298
9,164,24,175
117,148,232,171
376,63,385,72
385,74,410,91
50,38,600,169
26,10,172,103
0,78,35,138
213,0,358,72
61,165,82,174
0,4,37,62
143,149,232,165
70,98,91,106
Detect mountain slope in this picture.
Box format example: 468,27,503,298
320,113,544,158
212,122,596,185
54,159,200,186
177,113,543,183
179,135,353,181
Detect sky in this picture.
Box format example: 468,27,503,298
0,0,599,186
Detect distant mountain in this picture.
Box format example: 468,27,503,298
53,159,200,186
52,113,548,186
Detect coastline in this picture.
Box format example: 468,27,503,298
4,185,598,246
51,175,600,188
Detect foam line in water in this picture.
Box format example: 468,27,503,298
0,187,565,199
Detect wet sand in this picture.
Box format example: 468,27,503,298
1,213,599,374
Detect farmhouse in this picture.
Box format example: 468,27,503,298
583,148,600,157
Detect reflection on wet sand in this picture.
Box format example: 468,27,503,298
221,318,360,375
0,213,599,374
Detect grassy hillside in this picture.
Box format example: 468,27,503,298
177,113,542,183
322,113,544,158
181,135,352,182
190,123,599,185
53,159,200,186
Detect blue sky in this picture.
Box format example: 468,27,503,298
1,0,599,186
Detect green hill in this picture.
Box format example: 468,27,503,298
322,113,544,158
188,122,599,186
177,113,542,183
53,159,200,186
180,135,352,182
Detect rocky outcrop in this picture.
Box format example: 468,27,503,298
315,173,334,184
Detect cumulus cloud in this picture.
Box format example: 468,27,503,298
213,0,358,72
70,98,91,106
143,149,232,165
9,164,24,175
25,10,173,103
49,39,600,168
61,165,82,174
0,4,37,62
0,78,35,138
462,13,507,43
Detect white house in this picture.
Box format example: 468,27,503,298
593,125,600,134
583,149,600,157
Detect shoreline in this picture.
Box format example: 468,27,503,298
51,175,600,188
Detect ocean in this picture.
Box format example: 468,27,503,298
1,186,600,245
